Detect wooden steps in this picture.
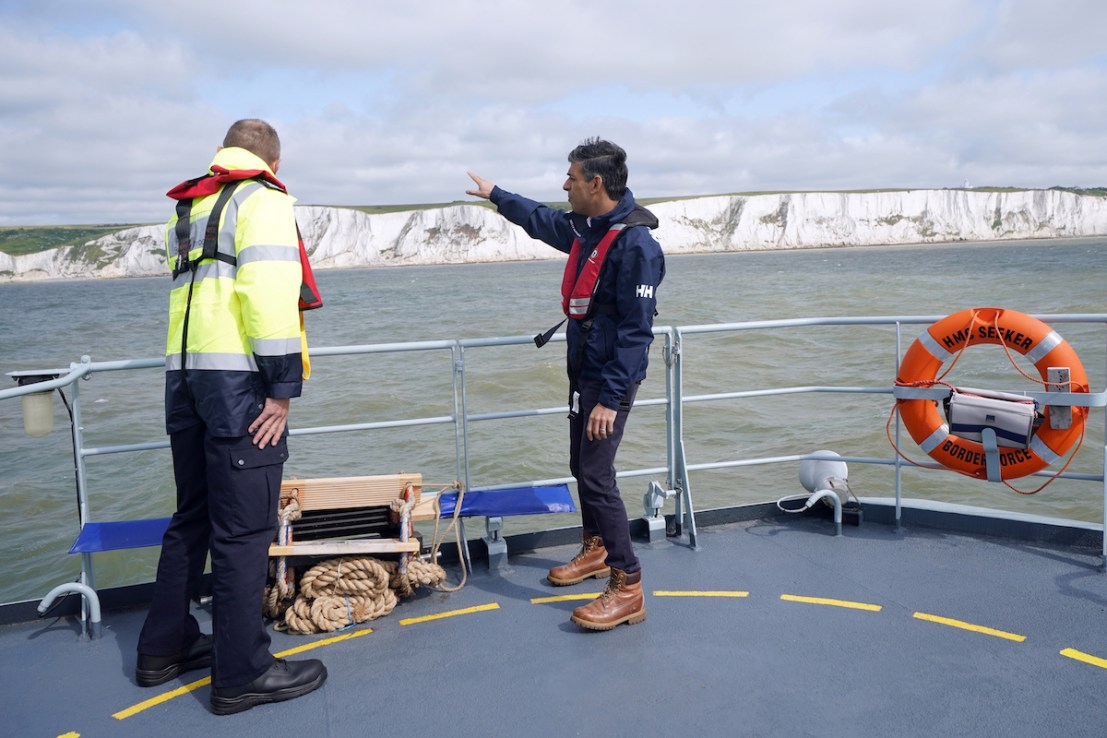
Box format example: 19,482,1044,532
270,473,439,558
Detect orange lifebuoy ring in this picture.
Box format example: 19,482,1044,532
896,307,1088,480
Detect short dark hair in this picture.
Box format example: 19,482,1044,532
223,119,281,166
568,138,628,200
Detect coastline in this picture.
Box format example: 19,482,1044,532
2,188,1106,283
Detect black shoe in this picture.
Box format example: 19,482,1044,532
135,633,214,687
210,658,327,716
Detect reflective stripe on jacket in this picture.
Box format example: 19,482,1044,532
164,147,303,436
561,223,628,318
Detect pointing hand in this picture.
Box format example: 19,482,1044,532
465,171,495,200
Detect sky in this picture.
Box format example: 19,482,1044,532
2,0,1106,226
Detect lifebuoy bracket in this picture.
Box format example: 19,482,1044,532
1047,367,1071,430
980,428,1001,482
892,386,950,401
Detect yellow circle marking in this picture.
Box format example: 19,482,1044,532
913,612,1026,642
654,591,749,598
531,593,601,603
1061,648,1107,669
781,594,882,612
399,601,499,625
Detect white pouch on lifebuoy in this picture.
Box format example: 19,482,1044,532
946,388,1036,449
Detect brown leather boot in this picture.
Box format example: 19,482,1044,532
547,534,610,586
570,568,646,630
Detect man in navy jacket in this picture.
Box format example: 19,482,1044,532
467,138,664,630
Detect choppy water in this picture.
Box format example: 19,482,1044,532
2,238,1105,603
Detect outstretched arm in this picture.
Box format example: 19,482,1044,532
465,170,575,252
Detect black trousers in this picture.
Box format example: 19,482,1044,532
568,380,640,574
137,422,287,688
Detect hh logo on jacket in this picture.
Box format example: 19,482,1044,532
636,284,654,298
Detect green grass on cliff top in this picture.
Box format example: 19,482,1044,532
3,186,1104,257
0,225,144,257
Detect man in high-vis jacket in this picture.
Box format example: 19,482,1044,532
135,119,327,715
466,138,665,631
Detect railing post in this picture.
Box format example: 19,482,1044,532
453,344,473,572
672,330,697,548
894,323,904,532
68,356,97,633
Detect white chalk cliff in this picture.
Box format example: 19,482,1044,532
2,189,1105,282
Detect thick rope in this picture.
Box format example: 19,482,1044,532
279,556,398,634
272,554,450,634
265,481,468,633
383,557,448,598
426,482,468,592
262,494,302,620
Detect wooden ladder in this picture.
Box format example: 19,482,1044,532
268,473,440,557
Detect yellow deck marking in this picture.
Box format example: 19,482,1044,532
113,678,210,720
531,593,601,603
399,601,499,625
1061,648,1107,669
654,591,749,598
913,612,1026,642
113,627,374,721
275,626,373,657
781,594,882,611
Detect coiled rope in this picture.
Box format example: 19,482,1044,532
263,493,302,620
281,556,397,634
263,481,468,634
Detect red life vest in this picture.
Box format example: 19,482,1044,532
166,165,323,311
561,223,628,319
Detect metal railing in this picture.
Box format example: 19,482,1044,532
672,315,1107,538
3,314,1106,636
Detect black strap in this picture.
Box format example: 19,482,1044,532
172,199,193,278
200,181,243,267
534,319,566,348
173,179,248,388
567,319,593,383
178,268,199,389
172,179,246,277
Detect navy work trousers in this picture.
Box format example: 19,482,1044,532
137,422,286,689
569,380,640,574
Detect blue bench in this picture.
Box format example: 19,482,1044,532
66,480,577,586
68,484,575,555
69,517,171,554
437,483,576,569
436,484,575,518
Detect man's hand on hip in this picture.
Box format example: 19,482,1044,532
250,397,290,447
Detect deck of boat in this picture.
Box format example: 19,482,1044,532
4,501,1106,737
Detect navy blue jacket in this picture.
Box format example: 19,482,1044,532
491,187,665,411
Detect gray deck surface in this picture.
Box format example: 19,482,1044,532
4,512,1107,737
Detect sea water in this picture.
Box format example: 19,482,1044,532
1,238,1105,603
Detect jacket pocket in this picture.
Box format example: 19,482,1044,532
591,316,616,367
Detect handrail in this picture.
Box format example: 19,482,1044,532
3,314,1106,624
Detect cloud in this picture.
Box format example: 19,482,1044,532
0,0,1104,225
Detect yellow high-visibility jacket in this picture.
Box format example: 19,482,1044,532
164,147,303,437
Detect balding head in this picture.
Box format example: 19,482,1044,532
223,119,281,168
